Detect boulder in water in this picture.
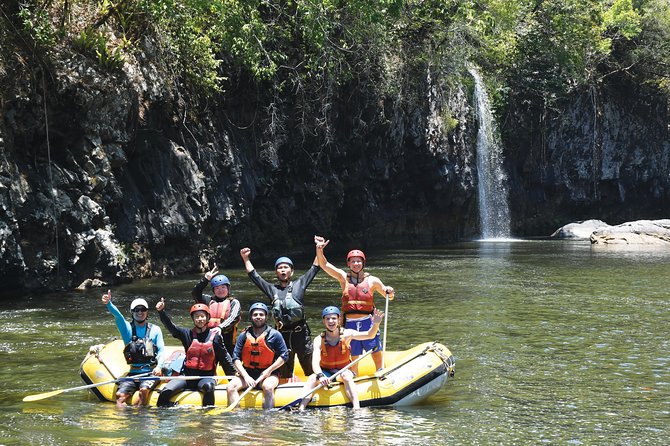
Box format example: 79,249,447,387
590,220,670,245
551,220,610,240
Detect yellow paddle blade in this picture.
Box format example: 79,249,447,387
23,389,65,402
207,386,253,414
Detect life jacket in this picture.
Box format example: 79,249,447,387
240,326,275,370
271,282,305,328
184,327,220,371
342,274,375,315
208,298,231,328
123,323,157,365
320,327,351,370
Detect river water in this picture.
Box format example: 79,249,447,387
1,240,669,445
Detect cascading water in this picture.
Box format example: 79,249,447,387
469,66,511,239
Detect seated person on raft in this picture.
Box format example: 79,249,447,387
227,302,289,409
102,290,165,407
299,306,384,410
156,298,237,407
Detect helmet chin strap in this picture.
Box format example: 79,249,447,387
349,269,364,284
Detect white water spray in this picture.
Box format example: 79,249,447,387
469,66,511,239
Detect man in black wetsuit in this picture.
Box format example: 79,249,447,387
239,245,320,379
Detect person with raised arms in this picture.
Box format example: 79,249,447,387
155,298,238,407
313,235,395,372
226,302,289,409
239,246,320,378
191,266,240,374
298,306,385,410
101,290,165,407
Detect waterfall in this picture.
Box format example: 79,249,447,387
469,66,511,239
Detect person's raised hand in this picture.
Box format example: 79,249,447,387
205,264,218,281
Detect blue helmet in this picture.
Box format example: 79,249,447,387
322,306,341,318
211,274,230,290
274,256,294,269
249,302,269,316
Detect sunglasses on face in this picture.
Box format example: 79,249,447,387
133,307,148,313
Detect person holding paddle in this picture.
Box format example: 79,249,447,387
314,235,395,372
155,298,237,407
298,306,384,410
226,302,289,409
191,266,241,372
101,290,165,407
240,246,320,379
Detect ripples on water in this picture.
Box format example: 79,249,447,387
1,241,670,445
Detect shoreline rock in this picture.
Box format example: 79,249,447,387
590,220,670,246
550,219,611,240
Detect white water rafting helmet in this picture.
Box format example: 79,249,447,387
322,306,341,318
130,298,149,311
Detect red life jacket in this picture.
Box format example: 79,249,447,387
320,328,351,370
240,326,275,370
184,328,220,371
208,298,231,328
342,274,374,315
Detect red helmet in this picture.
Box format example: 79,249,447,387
346,249,366,264
190,303,210,318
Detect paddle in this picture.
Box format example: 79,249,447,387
278,348,376,411
22,372,152,402
218,383,254,413
23,374,236,402
140,375,235,382
381,292,390,369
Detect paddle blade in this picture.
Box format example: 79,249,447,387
23,389,64,402
219,401,240,413
206,398,240,415
208,385,253,414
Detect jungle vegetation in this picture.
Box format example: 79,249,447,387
1,0,669,111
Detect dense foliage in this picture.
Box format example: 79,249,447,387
1,0,669,104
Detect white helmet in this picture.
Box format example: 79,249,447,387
130,298,149,311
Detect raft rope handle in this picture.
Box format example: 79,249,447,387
93,342,127,380
429,344,456,377
377,345,432,381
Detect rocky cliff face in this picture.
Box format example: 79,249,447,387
0,41,478,294
2,35,669,295
505,79,670,235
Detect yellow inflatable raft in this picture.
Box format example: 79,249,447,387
80,340,455,408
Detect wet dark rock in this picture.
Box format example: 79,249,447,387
1,38,668,295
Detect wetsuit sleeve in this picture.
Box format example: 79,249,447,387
191,278,210,303
213,333,235,372
158,310,190,349
219,299,241,331
292,264,321,305
301,264,321,287
269,329,289,362
151,324,166,367
106,301,132,344
248,270,276,301
232,332,246,362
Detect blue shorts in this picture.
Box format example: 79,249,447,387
344,315,381,356
322,368,356,378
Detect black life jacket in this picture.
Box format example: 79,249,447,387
123,323,157,365
272,282,305,328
